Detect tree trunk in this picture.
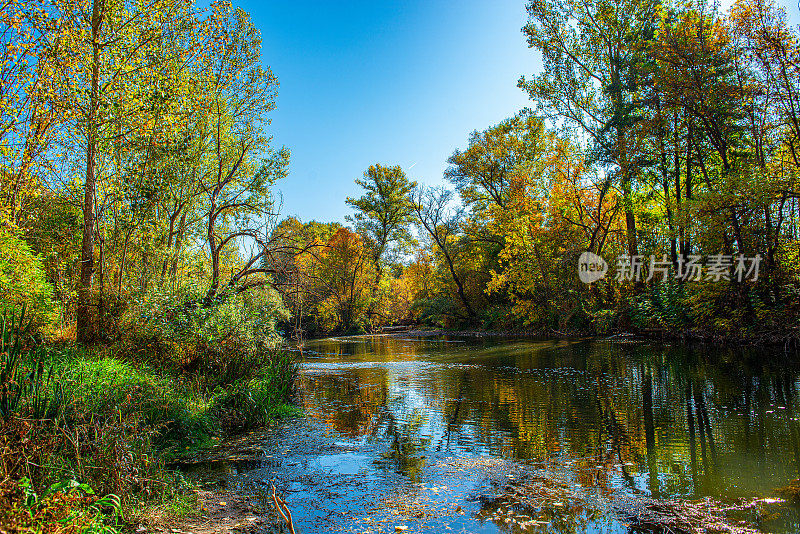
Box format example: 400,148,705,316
206,200,220,305
160,204,180,284
97,229,105,339
622,174,638,257
169,211,187,290
117,228,131,294
77,0,104,343
439,239,475,319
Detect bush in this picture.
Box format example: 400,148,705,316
0,351,206,497
54,355,212,447
629,280,690,330
0,229,56,332
121,284,289,385
1,322,297,501
479,305,515,330
590,308,617,334
210,349,298,433
0,278,300,531
0,478,121,534
412,296,460,328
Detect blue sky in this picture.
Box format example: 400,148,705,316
227,0,799,223
242,0,537,223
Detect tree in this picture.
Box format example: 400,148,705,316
648,5,751,256
0,0,59,228
0,227,55,327
731,0,800,174
729,0,800,280
520,0,659,256
446,114,549,214
486,138,624,328
193,4,290,308
312,228,373,332
42,0,204,341
410,186,476,319
346,163,416,324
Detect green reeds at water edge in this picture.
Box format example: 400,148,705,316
0,304,299,532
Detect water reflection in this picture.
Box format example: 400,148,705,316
299,337,800,501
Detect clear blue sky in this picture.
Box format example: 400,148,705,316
225,0,799,224
237,0,537,223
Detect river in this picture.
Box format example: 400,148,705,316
184,335,800,533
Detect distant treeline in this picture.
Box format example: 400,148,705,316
280,0,800,338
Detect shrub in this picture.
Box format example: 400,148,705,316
0,352,205,498
629,280,690,330
121,283,289,385
0,478,120,534
0,229,56,332
209,349,298,433
412,296,460,328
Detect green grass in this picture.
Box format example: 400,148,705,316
209,350,300,433
27,344,299,448
34,349,214,448
2,341,298,533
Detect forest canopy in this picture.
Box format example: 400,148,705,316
1,0,799,342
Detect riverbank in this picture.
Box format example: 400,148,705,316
0,333,298,534
380,325,800,349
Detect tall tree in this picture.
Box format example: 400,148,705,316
194,4,290,307
44,0,203,341
346,163,416,323
446,114,549,214
313,227,373,332
520,0,659,256
411,186,476,320
649,5,751,255
0,0,59,228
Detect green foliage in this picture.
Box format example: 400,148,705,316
56,355,210,444
590,309,617,335
0,304,297,531
629,281,691,330
0,229,55,331
446,113,549,213
346,163,417,263
412,296,461,328
135,283,287,351
0,307,33,421
2,477,121,534
210,350,298,433
479,305,516,330
0,307,64,424
118,283,290,390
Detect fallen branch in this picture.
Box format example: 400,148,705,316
271,483,296,534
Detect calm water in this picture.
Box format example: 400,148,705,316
189,336,800,533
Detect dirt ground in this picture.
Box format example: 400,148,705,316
131,489,288,534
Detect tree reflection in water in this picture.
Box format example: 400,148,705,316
298,337,800,501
